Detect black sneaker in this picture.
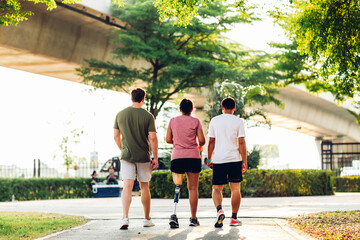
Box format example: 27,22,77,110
169,214,179,228
189,217,200,227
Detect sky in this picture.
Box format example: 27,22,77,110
0,1,321,171
0,69,129,169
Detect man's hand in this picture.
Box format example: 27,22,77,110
149,132,158,169
206,159,213,169
151,159,158,171
198,145,203,152
242,162,248,174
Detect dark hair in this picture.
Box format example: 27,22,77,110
91,170,97,177
180,98,193,115
131,88,145,103
221,97,236,110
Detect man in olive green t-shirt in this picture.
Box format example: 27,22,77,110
114,88,158,230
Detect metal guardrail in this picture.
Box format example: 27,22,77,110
0,163,103,178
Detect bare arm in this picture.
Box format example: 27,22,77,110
114,129,122,150
166,127,173,144
238,137,247,173
207,137,215,168
197,129,205,146
149,131,158,170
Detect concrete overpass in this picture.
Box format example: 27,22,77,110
1,0,360,143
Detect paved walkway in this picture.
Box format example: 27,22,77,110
1,193,360,239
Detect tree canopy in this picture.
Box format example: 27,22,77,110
247,146,261,169
277,0,360,99
153,0,250,26
205,78,281,127
78,0,279,118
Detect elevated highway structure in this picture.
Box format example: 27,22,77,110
1,0,359,145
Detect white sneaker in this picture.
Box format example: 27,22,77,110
120,218,129,230
143,218,155,227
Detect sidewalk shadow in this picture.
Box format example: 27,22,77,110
194,227,245,240
147,226,245,240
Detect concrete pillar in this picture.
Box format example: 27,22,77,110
315,137,323,168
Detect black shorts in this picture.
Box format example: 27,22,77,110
212,161,243,185
171,158,201,174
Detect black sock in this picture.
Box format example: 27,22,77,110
232,213,237,219
216,205,222,212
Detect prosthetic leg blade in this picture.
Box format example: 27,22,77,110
169,185,181,228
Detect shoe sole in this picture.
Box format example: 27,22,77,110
169,220,179,228
215,214,225,228
230,223,242,226
120,224,128,230
144,224,155,227
189,224,200,227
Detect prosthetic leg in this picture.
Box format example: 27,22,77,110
169,173,183,228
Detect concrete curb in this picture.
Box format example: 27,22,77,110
36,220,97,240
275,219,314,240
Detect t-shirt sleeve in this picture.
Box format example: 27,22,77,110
196,118,203,131
238,119,246,138
114,114,119,129
208,119,215,138
148,114,156,132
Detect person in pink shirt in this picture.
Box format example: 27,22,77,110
166,98,205,229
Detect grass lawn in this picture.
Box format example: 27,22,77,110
0,212,88,240
289,210,360,240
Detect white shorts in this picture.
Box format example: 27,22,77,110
120,160,152,182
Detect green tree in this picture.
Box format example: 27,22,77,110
153,0,251,27
56,126,84,177
276,0,360,99
205,68,281,126
271,41,314,84
247,146,260,169
270,41,329,93
77,0,258,118
0,0,122,26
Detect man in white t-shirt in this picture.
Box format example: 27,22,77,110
207,97,247,228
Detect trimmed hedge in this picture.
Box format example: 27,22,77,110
242,169,334,197
0,169,335,202
0,178,92,202
334,176,360,192
150,169,334,198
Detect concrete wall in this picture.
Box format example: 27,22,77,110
262,86,360,142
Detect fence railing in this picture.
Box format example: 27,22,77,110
0,163,108,178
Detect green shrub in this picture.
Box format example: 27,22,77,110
0,169,335,202
0,178,92,202
247,146,261,169
241,169,333,197
334,176,360,192
150,169,334,198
